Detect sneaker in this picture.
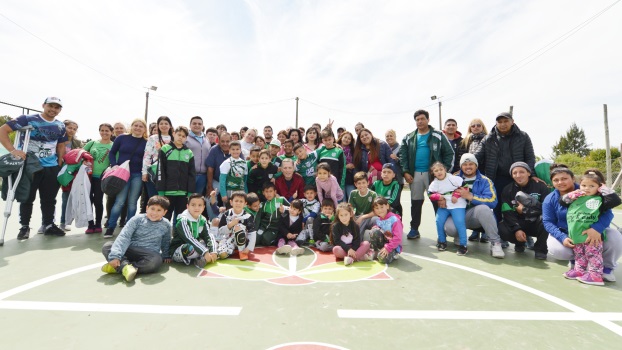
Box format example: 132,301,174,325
514,244,525,253
526,236,535,250
103,228,114,238
122,264,138,282
17,226,30,240
60,223,71,231
603,272,616,282
37,225,46,234
563,269,583,280
393,253,400,260
193,256,207,269
239,251,249,261
344,256,354,266
457,245,468,256
44,224,66,237
101,263,117,274
501,240,509,249
291,247,305,256
94,226,103,233
85,225,96,234
534,251,547,260
276,245,292,255
479,233,489,243
490,242,505,259
406,229,420,239
436,241,448,251
468,231,480,242
119,220,126,227
361,254,372,261
577,272,605,286
218,252,229,259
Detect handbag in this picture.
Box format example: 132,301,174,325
101,137,143,196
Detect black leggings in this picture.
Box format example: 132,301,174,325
90,177,104,226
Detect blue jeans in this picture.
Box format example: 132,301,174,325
436,207,467,246
108,174,142,230
145,180,157,198
195,174,207,196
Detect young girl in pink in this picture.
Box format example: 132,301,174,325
316,162,344,204
331,203,371,265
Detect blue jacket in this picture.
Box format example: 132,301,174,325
457,169,497,209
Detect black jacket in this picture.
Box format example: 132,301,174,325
500,179,550,233
474,124,535,181
330,221,362,251
278,213,303,241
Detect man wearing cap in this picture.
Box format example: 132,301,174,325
0,97,68,240
442,153,504,258
206,131,231,200
399,109,454,239
498,161,550,259
474,112,536,221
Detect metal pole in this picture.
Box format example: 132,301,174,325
509,105,514,116
438,101,442,129
144,91,150,122
604,104,612,187
295,97,299,128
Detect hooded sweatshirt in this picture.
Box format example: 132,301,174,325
170,210,216,256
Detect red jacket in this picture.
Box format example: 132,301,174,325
275,173,306,202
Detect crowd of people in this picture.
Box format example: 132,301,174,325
0,96,620,285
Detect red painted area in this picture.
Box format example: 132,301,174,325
248,247,279,266
367,271,391,280
198,270,225,278
268,275,314,285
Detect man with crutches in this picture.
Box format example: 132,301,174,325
0,97,68,240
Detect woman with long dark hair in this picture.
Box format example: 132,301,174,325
337,131,356,200
304,127,321,153
142,116,174,197
84,123,113,233
353,128,392,185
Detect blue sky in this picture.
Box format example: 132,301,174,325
1,0,621,157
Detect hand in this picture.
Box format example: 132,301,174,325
355,216,364,226
229,217,240,228
204,252,215,264
404,173,413,184
348,249,357,258
515,202,524,215
222,196,228,204
233,224,243,232
437,197,447,209
378,248,389,259
108,259,121,268
163,258,172,264
457,187,473,200
293,191,298,199
251,164,258,170
142,174,148,182
287,233,296,240
390,153,398,160
279,205,285,214
583,228,602,246
327,118,334,129
346,163,355,170
562,237,575,249
531,176,544,184
9,149,26,160
451,196,458,204
515,230,527,242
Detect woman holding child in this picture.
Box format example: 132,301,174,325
353,128,392,185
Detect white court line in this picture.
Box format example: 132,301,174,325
0,301,241,315
338,310,622,321
289,254,297,273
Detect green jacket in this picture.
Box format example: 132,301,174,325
398,125,454,175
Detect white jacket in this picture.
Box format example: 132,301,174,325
65,164,94,227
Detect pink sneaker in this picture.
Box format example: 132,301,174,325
344,257,354,266
577,273,605,286
85,227,96,234
94,226,103,233
563,269,583,280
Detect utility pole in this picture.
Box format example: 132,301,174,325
604,104,612,187
295,97,299,128
509,105,513,116
144,90,150,122
438,100,442,129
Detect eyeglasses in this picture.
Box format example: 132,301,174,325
470,124,482,128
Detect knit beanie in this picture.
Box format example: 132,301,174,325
509,161,531,175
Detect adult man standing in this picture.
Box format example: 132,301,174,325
474,112,536,220
399,109,454,239
206,132,231,198
0,97,68,239
275,158,305,202
442,154,504,258
442,118,463,174
185,116,212,195
263,125,273,143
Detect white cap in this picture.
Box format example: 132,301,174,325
44,97,63,107
460,153,478,166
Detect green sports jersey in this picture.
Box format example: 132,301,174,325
371,180,400,204
317,146,346,188
348,189,377,216
83,140,112,177
296,147,324,185
567,195,604,244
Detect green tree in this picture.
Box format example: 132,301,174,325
551,123,591,157
0,115,15,143
555,147,621,182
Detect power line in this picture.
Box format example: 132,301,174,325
151,95,295,108
300,98,437,116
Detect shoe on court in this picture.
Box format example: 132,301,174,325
238,251,249,261
17,226,30,240
193,256,207,269
534,251,547,260
101,263,117,274
563,269,583,280
85,225,96,234
122,264,138,282
457,245,468,256
94,226,103,233
603,272,616,282
103,228,114,238
344,257,354,266
490,242,505,258
291,247,305,256
577,273,604,286
361,254,372,261
218,252,229,259
468,231,480,242
406,229,420,239
37,225,46,234
514,244,526,253
479,233,489,243
526,236,535,250
436,241,448,251
60,223,71,231
501,240,509,249
276,245,292,255
44,224,66,237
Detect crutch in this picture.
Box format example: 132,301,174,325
0,125,33,246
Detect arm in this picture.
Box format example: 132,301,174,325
384,217,403,252
600,187,622,211
386,182,400,205
398,135,410,176
160,220,172,259
187,153,196,194
439,132,455,170
156,149,167,193
332,224,350,251
500,186,522,233
199,224,217,254
108,217,140,261
542,193,569,243
339,151,346,189
56,139,66,167
109,136,121,167
316,179,324,203
469,176,498,208
175,217,210,256
142,136,156,175
330,176,340,204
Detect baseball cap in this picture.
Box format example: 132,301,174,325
496,112,512,121
269,139,281,147
44,97,63,107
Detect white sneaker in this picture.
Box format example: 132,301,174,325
361,254,372,261
276,245,292,255
37,225,46,234
603,272,616,282
60,223,71,231
290,247,305,256
344,257,354,266
491,242,505,259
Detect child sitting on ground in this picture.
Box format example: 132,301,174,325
312,198,336,252
170,194,218,268
316,162,344,205
331,203,371,265
369,197,403,264
276,199,305,256
560,169,622,285
244,192,261,220
370,163,402,216
101,196,172,282
300,185,320,244
217,191,257,261
254,182,288,246
427,161,468,256
349,171,378,235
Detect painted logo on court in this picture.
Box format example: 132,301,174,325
197,247,392,285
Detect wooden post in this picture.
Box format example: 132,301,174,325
604,104,612,187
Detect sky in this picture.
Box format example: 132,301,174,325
1,0,621,157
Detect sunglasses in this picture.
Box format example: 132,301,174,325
470,124,482,128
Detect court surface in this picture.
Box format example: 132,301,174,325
1,193,622,350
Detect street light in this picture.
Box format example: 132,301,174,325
431,95,443,129
144,86,158,123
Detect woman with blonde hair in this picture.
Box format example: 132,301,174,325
460,118,488,154
104,118,148,238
